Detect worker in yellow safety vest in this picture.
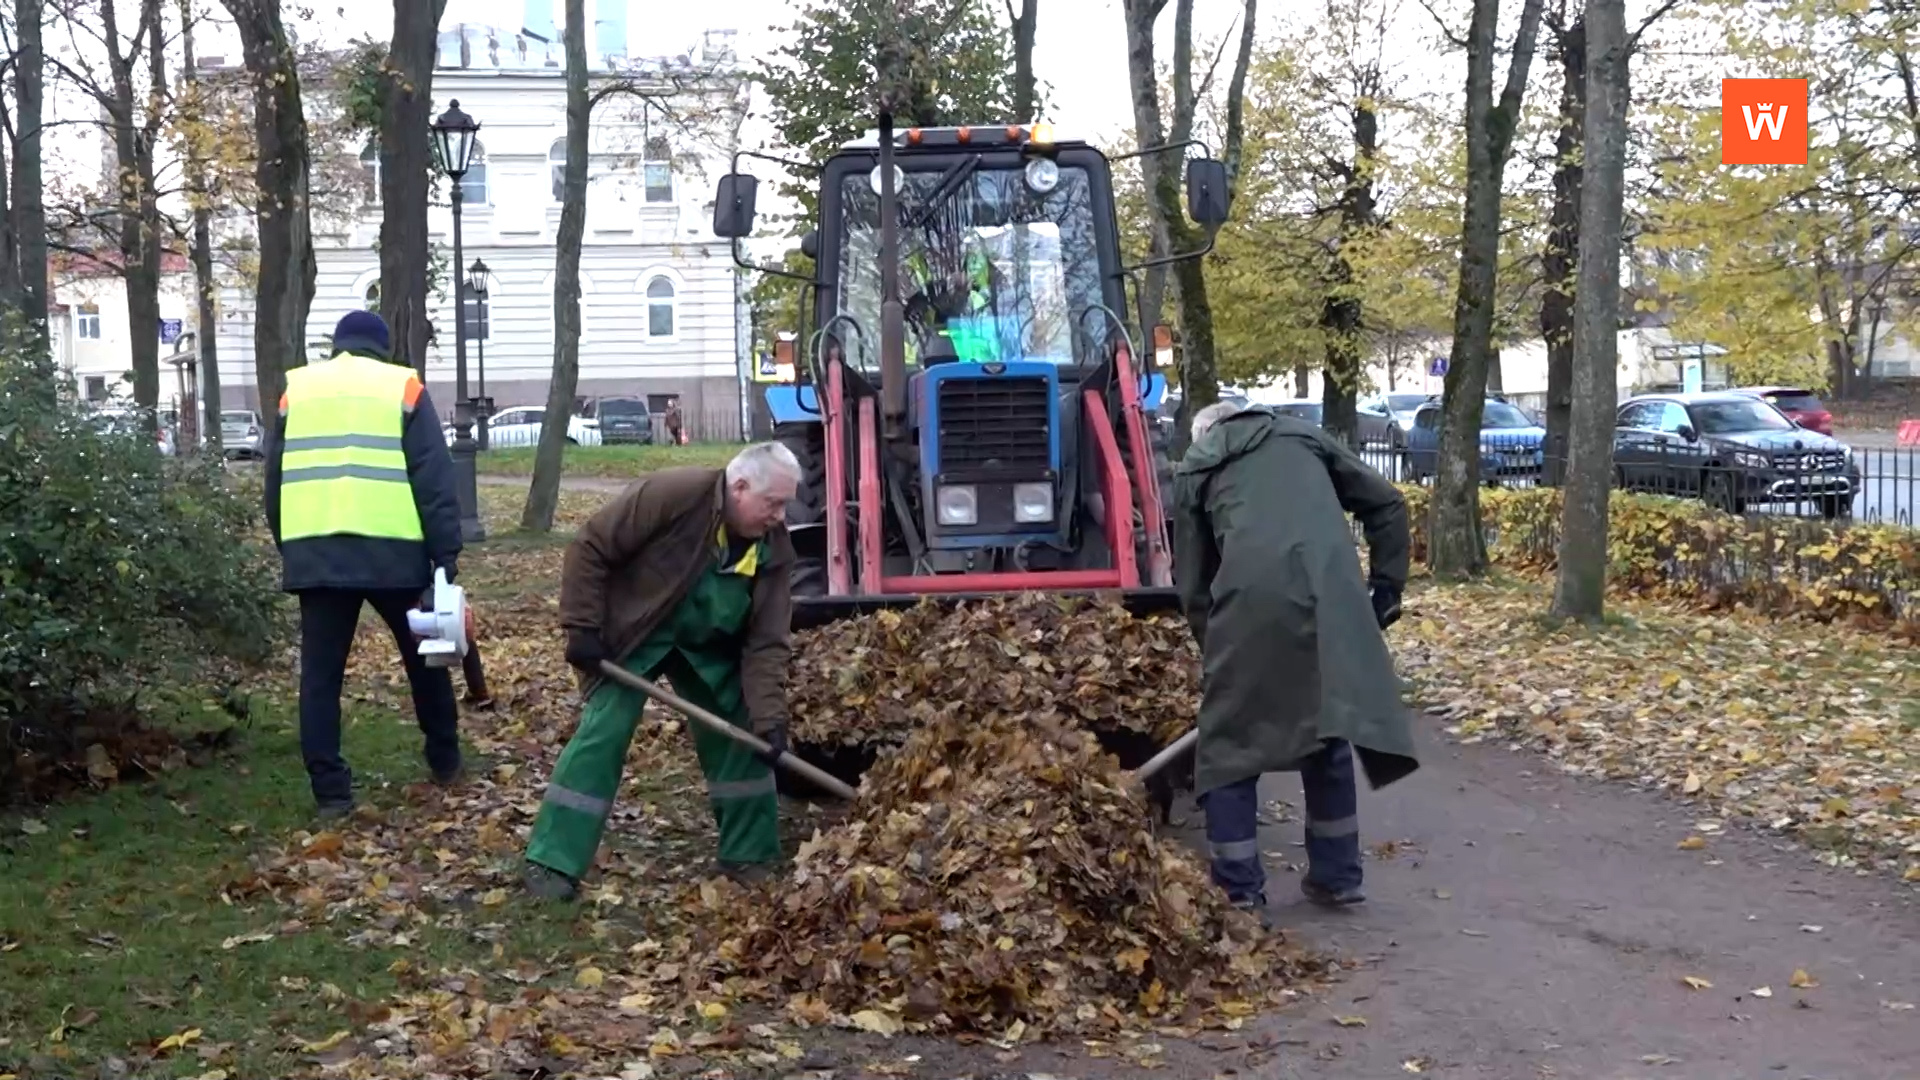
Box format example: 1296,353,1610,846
264,310,466,818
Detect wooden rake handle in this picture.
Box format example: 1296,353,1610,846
597,660,859,801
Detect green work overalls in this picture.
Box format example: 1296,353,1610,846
525,528,778,879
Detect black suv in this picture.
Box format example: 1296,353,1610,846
593,396,654,444
1612,391,1859,518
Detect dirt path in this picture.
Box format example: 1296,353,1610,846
1169,728,1920,1079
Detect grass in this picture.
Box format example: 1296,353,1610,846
475,441,741,478
0,697,614,1078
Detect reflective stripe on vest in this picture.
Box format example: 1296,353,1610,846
279,355,425,542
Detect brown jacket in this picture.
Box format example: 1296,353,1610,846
558,467,795,731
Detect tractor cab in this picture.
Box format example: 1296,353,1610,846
713,118,1229,627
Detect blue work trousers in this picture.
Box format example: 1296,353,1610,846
1200,738,1362,903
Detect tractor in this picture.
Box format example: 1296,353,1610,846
713,115,1230,636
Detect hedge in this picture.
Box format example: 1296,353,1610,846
1,343,284,796
1399,484,1920,628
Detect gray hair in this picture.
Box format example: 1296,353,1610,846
1190,400,1247,442
726,440,804,490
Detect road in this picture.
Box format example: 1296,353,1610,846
800,726,1919,1080
1151,732,1920,1079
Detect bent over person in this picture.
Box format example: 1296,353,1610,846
523,443,801,900
1171,401,1419,916
265,310,465,818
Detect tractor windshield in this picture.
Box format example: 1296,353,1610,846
834,161,1103,370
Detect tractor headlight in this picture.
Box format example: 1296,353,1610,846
1013,481,1054,523
1024,156,1060,194
936,484,978,526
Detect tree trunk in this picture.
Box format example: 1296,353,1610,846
1429,0,1546,580
1294,362,1310,399
380,0,450,380
521,0,589,533
12,0,47,331
181,1,221,449
1320,93,1378,449
99,0,163,423
1008,0,1037,119
128,0,167,419
1541,12,1585,487
1550,0,1626,621
1122,0,1178,354
225,0,316,415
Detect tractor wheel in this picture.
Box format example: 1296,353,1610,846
774,422,828,597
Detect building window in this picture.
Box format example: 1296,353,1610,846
550,138,567,201
646,276,676,338
643,136,672,204
360,142,380,197
77,303,102,339
458,141,488,205
84,375,107,401
363,281,380,311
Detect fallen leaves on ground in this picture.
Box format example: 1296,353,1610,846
790,593,1197,750
1399,580,1920,879
661,703,1325,1039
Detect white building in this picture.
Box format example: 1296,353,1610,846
48,253,200,407
212,3,753,438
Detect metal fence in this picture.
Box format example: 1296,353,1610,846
1353,442,1920,529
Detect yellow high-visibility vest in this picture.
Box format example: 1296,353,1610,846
278,354,425,542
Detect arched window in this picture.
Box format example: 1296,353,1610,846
360,142,380,197
458,141,488,205
645,276,676,338
363,280,380,311
549,138,567,201
643,136,672,204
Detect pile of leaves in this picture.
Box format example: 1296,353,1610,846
789,594,1198,748
671,704,1324,1038
1398,483,1920,628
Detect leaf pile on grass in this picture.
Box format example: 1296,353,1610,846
669,705,1324,1039
1397,581,1920,881
789,594,1197,749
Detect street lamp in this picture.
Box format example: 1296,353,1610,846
432,98,485,543
469,258,490,451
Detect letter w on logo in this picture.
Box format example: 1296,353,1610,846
1743,105,1789,140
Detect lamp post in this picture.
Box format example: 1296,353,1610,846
469,258,490,451
432,98,485,543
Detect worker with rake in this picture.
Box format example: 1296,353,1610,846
523,442,802,900
1171,401,1420,915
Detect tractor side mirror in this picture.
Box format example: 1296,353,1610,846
712,173,758,239
800,229,820,260
1185,158,1230,226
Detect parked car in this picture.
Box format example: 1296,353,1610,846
593,396,655,444
1356,392,1430,449
451,405,602,449
1154,389,1250,441
1731,385,1834,435
1268,398,1323,424
1405,398,1546,483
90,406,175,456
1612,391,1858,518
221,409,266,459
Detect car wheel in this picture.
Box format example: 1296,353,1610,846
1612,465,1628,491
565,436,579,446
1818,493,1851,521
1702,470,1743,515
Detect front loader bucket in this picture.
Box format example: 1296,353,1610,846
791,586,1184,632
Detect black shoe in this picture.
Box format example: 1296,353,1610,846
431,761,466,787
523,862,579,901
717,861,777,886
1231,894,1275,931
462,693,495,711
1301,879,1365,907
315,798,354,821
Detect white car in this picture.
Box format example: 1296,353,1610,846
445,405,602,448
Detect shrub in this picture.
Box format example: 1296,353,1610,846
0,343,284,792
1400,484,1920,626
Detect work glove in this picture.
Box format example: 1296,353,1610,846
1370,581,1403,632
435,556,459,584
753,719,790,767
564,629,608,672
